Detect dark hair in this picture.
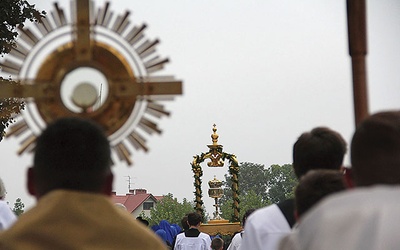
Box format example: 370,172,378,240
295,169,346,218
211,237,224,250
33,117,111,195
293,127,347,178
181,215,189,231
136,216,149,226
242,208,256,227
187,212,202,226
351,111,400,186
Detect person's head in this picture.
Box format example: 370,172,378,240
187,212,202,227
242,208,256,228
136,216,149,226
211,237,224,250
181,215,189,231
0,178,6,200
351,111,400,186
295,169,346,219
293,127,347,178
28,117,112,199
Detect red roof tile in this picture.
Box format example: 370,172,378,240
154,195,164,201
111,193,159,213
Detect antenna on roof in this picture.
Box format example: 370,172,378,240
124,175,134,192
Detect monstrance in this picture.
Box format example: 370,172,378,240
0,0,182,165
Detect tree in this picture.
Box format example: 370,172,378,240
142,193,195,226
221,162,268,201
12,197,24,216
0,0,45,141
220,190,269,221
220,162,269,221
220,162,298,221
265,164,298,204
0,91,25,141
0,0,45,55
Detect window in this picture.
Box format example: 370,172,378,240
143,202,154,210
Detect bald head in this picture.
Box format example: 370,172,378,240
351,111,400,186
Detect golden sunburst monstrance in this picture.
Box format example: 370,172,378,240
0,0,182,166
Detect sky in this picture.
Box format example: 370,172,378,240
1,0,399,214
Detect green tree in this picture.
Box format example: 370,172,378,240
0,0,45,141
220,162,298,221
12,197,24,216
142,193,195,226
265,164,298,204
0,92,25,141
0,0,45,55
221,162,268,201
220,162,269,221
220,190,269,221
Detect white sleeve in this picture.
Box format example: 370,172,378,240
226,233,241,250
240,213,260,250
205,234,212,250
174,233,183,250
240,204,291,250
0,202,17,230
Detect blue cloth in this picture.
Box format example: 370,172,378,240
159,220,175,245
172,223,182,234
155,229,168,243
170,225,178,236
151,225,160,232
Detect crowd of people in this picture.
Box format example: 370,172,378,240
0,110,399,249
152,219,182,248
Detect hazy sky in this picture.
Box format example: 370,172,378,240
1,0,399,214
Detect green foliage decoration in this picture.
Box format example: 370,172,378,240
222,152,240,222
191,152,240,222
191,153,205,217
12,197,24,216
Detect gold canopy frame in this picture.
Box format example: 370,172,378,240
191,125,241,235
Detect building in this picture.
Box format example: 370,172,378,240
111,189,163,218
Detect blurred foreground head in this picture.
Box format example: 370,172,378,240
351,111,400,186
295,169,346,218
293,127,347,178
29,117,112,198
